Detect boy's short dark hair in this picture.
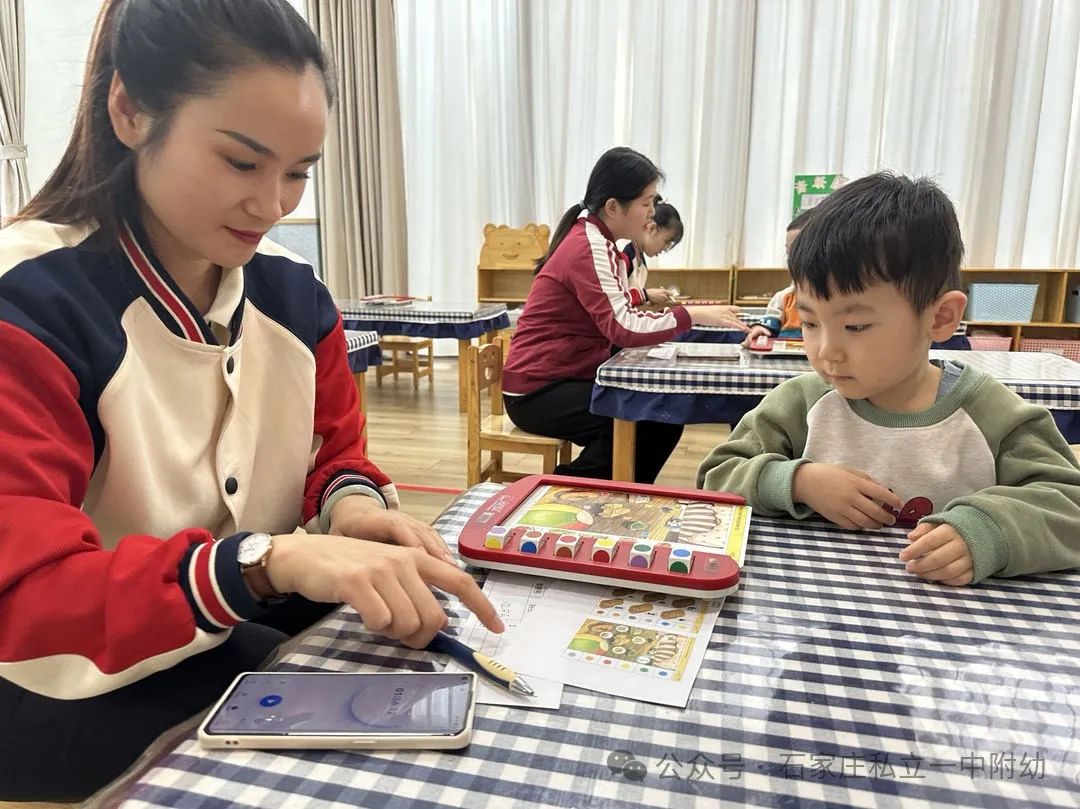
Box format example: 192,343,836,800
787,208,815,231
787,172,964,313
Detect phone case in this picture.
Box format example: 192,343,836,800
197,671,477,751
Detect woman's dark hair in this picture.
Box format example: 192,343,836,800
12,0,332,246
652,201,684,247
534,146,663,274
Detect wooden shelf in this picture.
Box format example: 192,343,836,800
648,270,734,276
478,247,1080,338
962,267,1063,273
967,320,1080,327
731,267,786,305
477,263,735,307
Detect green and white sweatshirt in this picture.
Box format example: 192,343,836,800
696,363,1080,582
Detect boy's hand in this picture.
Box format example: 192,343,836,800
899,522,974,586
792,463,903,530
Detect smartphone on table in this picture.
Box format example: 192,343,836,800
198,671,477,750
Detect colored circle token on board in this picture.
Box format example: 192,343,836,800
668,546,693,574
484,525,509,550
628,542,655,568
553,534,580,558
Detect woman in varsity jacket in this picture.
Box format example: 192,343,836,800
0,1,501,800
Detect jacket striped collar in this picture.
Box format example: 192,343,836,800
117,222,244,345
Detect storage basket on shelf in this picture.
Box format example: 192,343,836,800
964,282,1038,322
967,334,1013,351
1019,338,1080,362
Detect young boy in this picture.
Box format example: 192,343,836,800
698,172,1080,586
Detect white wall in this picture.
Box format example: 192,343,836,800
24,0,318,219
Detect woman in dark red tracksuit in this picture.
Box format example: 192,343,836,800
502,147,745,483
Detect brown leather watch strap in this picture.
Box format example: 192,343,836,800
242,561,287,602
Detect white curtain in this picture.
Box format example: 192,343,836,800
395,0,534,303
395,0,754,302
396,0,1080,299
308,0,409,297
744,0,1080,268
0,0,29,220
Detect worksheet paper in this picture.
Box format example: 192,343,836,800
444,574,564,709
496,575,723,707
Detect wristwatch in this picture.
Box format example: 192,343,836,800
237,532,287,602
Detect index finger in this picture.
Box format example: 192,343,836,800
851,495,897,528
419,557,505,633
854,478,904,510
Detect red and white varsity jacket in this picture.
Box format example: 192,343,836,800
0,219,394,699
502,213,691,395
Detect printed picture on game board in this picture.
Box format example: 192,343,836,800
510,485,749,561
562,619,695,679
515,486,682,541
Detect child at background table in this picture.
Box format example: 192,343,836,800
743,209,814,345
622,200,684,307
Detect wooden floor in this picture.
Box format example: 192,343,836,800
365,358,731,523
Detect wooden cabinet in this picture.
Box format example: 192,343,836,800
641,267,733,301
959,268,1080,349
730,266,789,306
476,223,549,304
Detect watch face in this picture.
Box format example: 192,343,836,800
237,533,272,566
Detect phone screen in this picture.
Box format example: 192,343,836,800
203,672,473,736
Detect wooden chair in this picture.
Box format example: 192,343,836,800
376,336,434,389
466,339,571,486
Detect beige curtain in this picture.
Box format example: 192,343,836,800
0,0,29,220
307,0,408,298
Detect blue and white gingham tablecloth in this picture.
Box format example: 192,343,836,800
595,348,1080,410
338,301,511,341
113,483,1080,809
343,329,382,374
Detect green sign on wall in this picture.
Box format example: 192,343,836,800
792,174,848,217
